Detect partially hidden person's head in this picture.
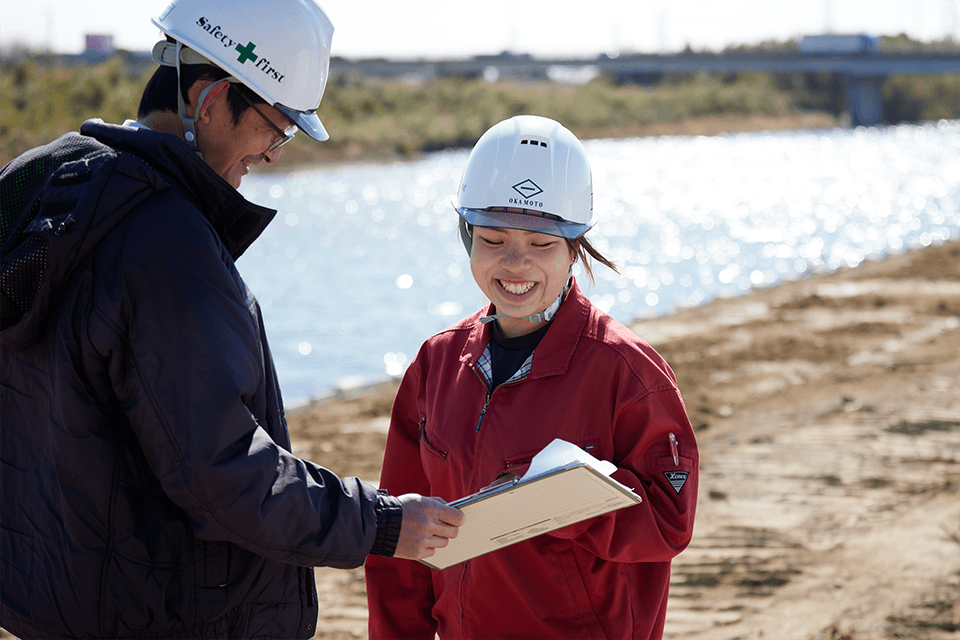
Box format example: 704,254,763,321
139,0,334,187
454,115,618,335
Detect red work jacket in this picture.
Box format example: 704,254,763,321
366,281,698,639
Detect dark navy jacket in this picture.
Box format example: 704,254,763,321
0,120,401,639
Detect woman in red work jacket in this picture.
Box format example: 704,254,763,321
365,115,698,640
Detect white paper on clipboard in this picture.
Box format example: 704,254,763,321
420,439,641,571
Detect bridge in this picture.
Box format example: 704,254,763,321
331,49,960,128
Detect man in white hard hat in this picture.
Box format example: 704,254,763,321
0,1,462,638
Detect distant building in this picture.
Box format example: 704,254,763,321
85,34,115,53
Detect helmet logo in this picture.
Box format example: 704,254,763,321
195,17,286,84
509,179,545,208
236,41,258,64
512,179,543,199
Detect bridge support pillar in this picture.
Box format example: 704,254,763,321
844,75,886,127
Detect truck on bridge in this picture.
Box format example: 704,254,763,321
800,34,880,55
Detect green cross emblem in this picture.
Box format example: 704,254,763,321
235,41,258,64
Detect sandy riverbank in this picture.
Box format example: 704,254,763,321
289,238,959,639
1,187,953,640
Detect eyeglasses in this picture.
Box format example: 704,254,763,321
235,89,298,153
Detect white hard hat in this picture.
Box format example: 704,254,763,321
454,115,594,254
151,0,334,141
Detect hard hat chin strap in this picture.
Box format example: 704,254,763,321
168,41,227,158
479,272,573,326
178,79,228,158
173,42,201,155
151,42,212,156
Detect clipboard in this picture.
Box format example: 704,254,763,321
419,439,642,571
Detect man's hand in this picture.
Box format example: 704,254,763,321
393,494,465,560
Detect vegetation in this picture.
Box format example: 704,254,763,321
2,36,959,168
316,72,794,157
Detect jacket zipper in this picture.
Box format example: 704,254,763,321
474,392,492,432
471,364,532,432
505,444,597,468
470,364,493,432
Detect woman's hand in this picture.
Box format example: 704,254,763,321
479,471,520,492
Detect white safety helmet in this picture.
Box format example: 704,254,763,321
151,0,334,146
455,115,594,255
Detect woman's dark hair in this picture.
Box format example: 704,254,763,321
137,42,261,124
568,236,619,285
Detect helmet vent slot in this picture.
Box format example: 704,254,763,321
520,139,548,148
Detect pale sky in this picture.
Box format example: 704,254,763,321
1,0,958,59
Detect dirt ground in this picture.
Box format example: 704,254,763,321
2,239,953,640
289,238,960,640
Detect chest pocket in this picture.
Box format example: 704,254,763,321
419,418,449,460
418,417,454,487
502,438,602,477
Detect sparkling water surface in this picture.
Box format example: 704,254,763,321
237,121,960,406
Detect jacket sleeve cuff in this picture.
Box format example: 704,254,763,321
370,490,403,557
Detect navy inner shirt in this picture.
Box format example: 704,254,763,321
489,320,551,388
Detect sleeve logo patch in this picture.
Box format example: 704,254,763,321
663,470,689,494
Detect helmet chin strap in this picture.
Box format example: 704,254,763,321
479,271,573,325
174,42,199,154
174,42,226,158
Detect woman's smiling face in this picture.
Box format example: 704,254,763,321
470,225,574,337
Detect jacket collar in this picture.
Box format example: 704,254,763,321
460,279,591,380
81,119,276,260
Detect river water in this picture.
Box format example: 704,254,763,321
236,120,959,406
